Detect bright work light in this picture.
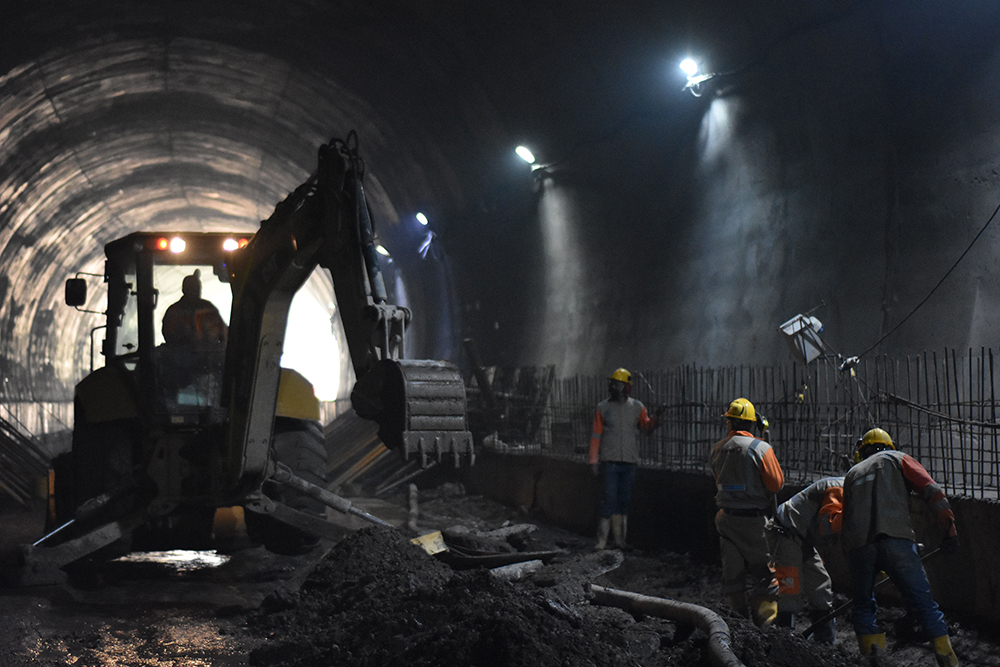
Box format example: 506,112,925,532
680,58,699,77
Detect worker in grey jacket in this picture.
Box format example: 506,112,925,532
588,368,659,550
769,476,844,643
842,428,959,666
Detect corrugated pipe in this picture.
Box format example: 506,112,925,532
587,584,745,667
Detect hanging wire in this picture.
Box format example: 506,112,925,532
856,197,1000,361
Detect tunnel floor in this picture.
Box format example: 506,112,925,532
2,488,999,666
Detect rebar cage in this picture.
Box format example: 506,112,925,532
536,349,1000,499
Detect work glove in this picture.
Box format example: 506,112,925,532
939,535,960,555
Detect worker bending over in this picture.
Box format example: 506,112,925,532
588,368,659,550
710,397,784,627
768,475,844,643
842,428,959,666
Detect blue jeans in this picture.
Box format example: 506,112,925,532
600,462,636,517
848,536,946,637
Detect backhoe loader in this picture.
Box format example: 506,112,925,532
17,133,472,581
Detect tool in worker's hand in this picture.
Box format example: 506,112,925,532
800,547,942,639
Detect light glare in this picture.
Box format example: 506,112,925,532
680,58,699,77
416,212,429,226
222,238,239,251
169,237,186,253
515,146,536,164
117,550,229,571
376,244,390,256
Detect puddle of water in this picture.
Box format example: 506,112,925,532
15,603,257,667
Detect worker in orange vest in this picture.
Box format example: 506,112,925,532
710,397,784,627
162,269,228,347
768,475,844,643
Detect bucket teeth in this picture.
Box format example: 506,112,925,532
353,359,474,466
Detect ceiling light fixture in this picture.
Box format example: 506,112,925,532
680,57,716,97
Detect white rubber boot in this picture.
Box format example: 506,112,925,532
595,517,611,550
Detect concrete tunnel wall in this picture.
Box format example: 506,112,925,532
459,451,1000,627
454,1,1000,380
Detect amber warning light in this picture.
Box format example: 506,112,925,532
153,237,186,253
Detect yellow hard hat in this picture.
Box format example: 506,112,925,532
854,427,895,463
609,368,631,384
723,398,756,422
861,428,893,449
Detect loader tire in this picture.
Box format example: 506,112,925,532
246,419,328,555
271,420,328,515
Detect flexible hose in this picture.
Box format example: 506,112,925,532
588,584,745,667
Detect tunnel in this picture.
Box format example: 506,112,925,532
3,1,1000,664
3,1,1000,416
3,1,1000,407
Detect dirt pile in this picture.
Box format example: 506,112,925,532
246,527,638,666
240,481,1000,667
244,525,868,667
3,491,999,666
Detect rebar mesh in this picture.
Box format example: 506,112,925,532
538,349,1000,498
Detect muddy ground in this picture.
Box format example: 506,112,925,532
2,485,1000,666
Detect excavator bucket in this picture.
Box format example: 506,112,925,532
351,359,474,466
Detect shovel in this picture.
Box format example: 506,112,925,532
410,530,448,555
801,546,942,639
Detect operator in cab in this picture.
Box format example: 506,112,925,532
162,269,228,348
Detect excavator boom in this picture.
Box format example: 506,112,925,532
221,135,473,495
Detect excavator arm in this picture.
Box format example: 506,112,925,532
221,135,472,497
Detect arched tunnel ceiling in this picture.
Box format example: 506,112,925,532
1,0,714,402
5,0,999,404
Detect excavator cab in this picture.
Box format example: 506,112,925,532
102,233,244,425
57,233,255,552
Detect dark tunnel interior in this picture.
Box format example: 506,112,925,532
4,4,1000,662
2,0,1000,422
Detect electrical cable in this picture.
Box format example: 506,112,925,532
856,197,1000,361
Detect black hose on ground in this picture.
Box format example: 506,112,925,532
588,584,745,667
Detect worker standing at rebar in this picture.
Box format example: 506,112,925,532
710,397,784,627
842,428,960,666
588,368,660,551
768,475,844,643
